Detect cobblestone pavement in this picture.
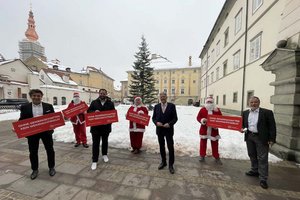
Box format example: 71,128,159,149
0,120,299,200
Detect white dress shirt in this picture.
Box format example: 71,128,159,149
32,103,43,117
248,108,259,132
161,103,168,113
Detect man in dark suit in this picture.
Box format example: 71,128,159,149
19,89,56,180
242,96,276,189
87,89,115,170
152,92,178,174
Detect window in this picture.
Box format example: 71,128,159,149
223,94,226,105
233,92,238,103
181,88,184,94
216,40,220,57
253,0,263,14
62,97,66,105
41,74,44,80
250,33,262,62
193,80,196,83
181,79,185,84
163,89,167,94
235,9,242,34
182,70,185,74
79,80,82,85
216,96,219,104
157,72,159,75
224,28,229,47
156,80,159,84
164,72,166,74
233,50,241,70
164,79,167,84
194,70,197,73
172,79,175,84
53,97,57,105
171,88,175,94
211,49,215,64
211,72,214,83
223,60,228,77
216,67,220,80
247,90,254,105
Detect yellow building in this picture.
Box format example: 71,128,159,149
120,80,128,103
127,56,201,105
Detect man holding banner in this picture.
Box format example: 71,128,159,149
19,89,56,180
197,96,223,164
87,89,115,170
126,96,149,154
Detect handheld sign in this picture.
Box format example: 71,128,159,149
86,110,118,126
207,115,242,131
126,110,150,126
13,112,65,138
62,101,88,118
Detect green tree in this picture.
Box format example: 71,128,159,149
129,36,157,104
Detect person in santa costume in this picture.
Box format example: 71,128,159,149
126,96,148,154
67,92,88,148
196,96,222,164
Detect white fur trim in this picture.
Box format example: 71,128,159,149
138,110,144,114
200,135,221,141
200,118,206,125
129,128,145,132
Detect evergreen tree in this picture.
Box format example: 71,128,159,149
129,36,157,105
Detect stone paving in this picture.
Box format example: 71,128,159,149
0,120,300,200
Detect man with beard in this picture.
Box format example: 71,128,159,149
241,96,276,189
196,96,222,164
67,92,88,148
87,89,115,170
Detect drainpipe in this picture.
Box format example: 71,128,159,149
241,0,249,115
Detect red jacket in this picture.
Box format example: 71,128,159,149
196,106,222,140
127,105,148,132
67,101,85,125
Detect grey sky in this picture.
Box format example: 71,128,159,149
0,0,225,86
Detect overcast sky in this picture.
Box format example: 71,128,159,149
0,0,225,87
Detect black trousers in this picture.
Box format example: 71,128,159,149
157,130,175,167
27,132,55,170
91,132,109,162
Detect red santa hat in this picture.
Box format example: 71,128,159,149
134,96,142,101
73,92,80,98
205,96,214,103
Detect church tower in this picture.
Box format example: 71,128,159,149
19,6,47,61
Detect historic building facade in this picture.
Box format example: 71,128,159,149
199,0,286,114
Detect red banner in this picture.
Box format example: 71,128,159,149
62,101,88,118
12,112,65,138
85,110,118,126
207,115,242,131
126,110,150,126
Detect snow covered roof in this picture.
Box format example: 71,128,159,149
0,79,28,86
40,85,81,91
0,59,15,66
42,68,78,86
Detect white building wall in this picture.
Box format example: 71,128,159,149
0,60,31,83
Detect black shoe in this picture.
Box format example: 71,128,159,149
245,171,259,177
260,180,268,189
49,168,56,176
199,156,205,162
74,143,80,147
158,162,167,170
82,143,89,148
169,166,175,174
30,170,39,180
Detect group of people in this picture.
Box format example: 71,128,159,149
18,89,276,189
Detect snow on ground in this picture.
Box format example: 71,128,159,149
0,104,281,162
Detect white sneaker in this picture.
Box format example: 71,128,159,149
103,155,109,163
91,162,97,170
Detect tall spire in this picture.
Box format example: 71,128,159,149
25,5,39,41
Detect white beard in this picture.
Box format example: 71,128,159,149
205,103,215,111
73,97,80,104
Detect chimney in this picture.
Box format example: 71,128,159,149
188,56,192,66
151,54,157,60
66,67,71,72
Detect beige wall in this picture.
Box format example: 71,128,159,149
200,0,285,113
128,67,201,105
0,60,32,83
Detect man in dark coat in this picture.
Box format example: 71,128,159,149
242,96,276,189
87,89,115,170
19,89,56,180
152,92,178,174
